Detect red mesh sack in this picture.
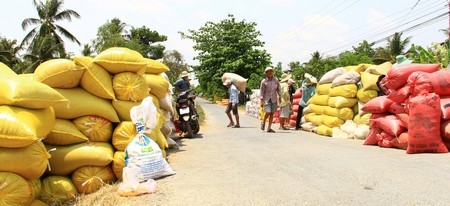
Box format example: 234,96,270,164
387,85,410,104
389,132,408,150
407,93,448,154
364,127,381,146
440,119,450,142
361,96,394,114
396,113,409,128
377,131,394,148
372,114,407,137
388,102,406,114
385,63,440,90
440,96,450,120
409,69,450,96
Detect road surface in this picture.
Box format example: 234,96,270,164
133,98,450,206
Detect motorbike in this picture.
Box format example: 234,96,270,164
175,89,200,138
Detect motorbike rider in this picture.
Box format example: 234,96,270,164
174,71,191,94
174,71,196,116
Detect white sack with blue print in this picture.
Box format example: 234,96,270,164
124,96,176,182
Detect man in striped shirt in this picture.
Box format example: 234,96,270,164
260,66,281,133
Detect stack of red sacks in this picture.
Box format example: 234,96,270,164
289,88,302,127
362,63,450,154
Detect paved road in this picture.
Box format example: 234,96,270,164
142,98,450,206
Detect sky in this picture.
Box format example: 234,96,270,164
0,0,448,69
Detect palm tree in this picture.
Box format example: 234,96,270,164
93,18,131,53
0,37,22,68
387,32,411,58
21,0,81,60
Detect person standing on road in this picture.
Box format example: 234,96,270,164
279,73,292,130
223,79,240,128
287,78,296,123
295,73,317,130
174,71,191,94
260,66,281,133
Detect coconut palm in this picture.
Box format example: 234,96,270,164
0,37,21,68
21,0,80,59
387,32,411,58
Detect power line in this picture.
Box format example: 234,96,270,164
301,0,447,61
323,6,447,54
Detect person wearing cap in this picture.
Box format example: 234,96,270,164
223,79,240,128
260,66,281,133
279,73,292,130
295,73,317,130
174,71,191,94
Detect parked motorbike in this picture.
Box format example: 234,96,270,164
175,89,200,138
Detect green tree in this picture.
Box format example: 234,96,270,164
93,18,133,53
81,43,94,56
179,14,271,98
130,26,167,59
163,50,189,84
21,0,80,59
352,40,376,59
387,32,411,58
0,37,22,72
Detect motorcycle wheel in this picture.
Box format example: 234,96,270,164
182,121,193,138
192,120,200,134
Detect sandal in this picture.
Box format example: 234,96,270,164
261,122,265,130
232,125,240,128
227,123,234,127
267,129,275,133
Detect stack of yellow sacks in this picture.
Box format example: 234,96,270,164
0,47,176,205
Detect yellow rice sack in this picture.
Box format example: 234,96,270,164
0,77,67,109
0,172,33,206
309,104,326,115
112,121,136,151
74,56,115,100
44,118,89,145
143,58,170,74
0,141,50,180
304,113,322,126
112,100,141,121
360,72,380,91
307,94,329,106
328,96,358,108
112,151,125,180
17,73,34,80
0,62,17,77
93,47,146,74
144,73,170,99
364,61,392,75
29,199,47,206
112,94,159,121
52,87,119,122
29,178,42,201
73,115,113,142
329,84,357,98
322,114,345,128
71,165,116,194
316,124,332,136
316,83,332,95
40,176,78,205
45,142,114,176
33,58,84,88
112,72,149,101
356,88,378,103
323,106,354,121
0,106,55,148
